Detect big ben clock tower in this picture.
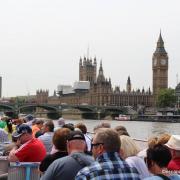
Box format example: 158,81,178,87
152,32,168,96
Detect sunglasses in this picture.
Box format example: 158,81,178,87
91,143,104,148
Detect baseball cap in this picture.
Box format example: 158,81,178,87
12,124,32,138
67,131,85,141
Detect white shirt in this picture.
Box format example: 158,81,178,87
126,156,150,179
38,132,54,154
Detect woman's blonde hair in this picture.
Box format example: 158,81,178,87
148,136,158,148
120,135,140,159
157,133,171,145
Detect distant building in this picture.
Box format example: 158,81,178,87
79,57,97,85
36,90,49,104
152,31,168,97
57,85,74,95
46,58,154,107
38,33,169,107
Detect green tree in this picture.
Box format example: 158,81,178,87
157,88,176,107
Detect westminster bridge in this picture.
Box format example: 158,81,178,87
0,102,135,119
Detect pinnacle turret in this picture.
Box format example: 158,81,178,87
99,60,103,71
79,57,82,66
155,31,167,54
126,76,131,93
97,60,105,82
94,57,97,65
127,76,131,85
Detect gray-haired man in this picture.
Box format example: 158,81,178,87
76,128,140,180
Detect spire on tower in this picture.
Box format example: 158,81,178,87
99,60,103,71
53,90,57,97
87,45,89,59
155,30,167,54
127,76,131,85
148,87,151,95
79,57,82,66
126,76,131,93
157,30,164,46
97,60,105,82
93,57,97,65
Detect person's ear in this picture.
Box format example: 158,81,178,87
119,148,124,159
98,144,105,154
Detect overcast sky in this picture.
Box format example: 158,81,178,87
0,0,180,97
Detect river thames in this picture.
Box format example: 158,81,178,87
61,119,180,140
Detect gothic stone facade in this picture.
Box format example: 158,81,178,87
52,59,154,107
38,33,169,107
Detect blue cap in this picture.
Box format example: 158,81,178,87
12,124,32,138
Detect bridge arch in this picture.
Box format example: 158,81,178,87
0,104,15,110
18,104,59,112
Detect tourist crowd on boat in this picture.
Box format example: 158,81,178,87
0,115,180,179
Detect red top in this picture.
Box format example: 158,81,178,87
15,138,46,162
168,158,180,170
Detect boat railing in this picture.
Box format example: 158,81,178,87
0,159,41,180
133,138,147,150
0,156,8,180
8,162,40,180
87,132,148,150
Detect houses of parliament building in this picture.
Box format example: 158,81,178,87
37,33,169,107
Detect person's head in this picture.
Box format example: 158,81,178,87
157,133,171,145
92,128,120,159
66,131,86,154
146,144,172,174
53,128,71,151
114,125,129,136
62,123,74,131
57,118,65,127
120,135,140,159
43,120,54,133
148,136,158,148
75,123,87,134
12,124,33,144
13,118,24,126
23,115,34,122
35,119,44,129
31,119,36,126
93,122,111,133
165,135,180,158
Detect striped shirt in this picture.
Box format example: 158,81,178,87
76,152,140,180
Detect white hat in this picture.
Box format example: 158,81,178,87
165,135,180,151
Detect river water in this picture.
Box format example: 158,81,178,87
62,119,180,140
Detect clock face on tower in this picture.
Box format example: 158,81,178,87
161,59,166,65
